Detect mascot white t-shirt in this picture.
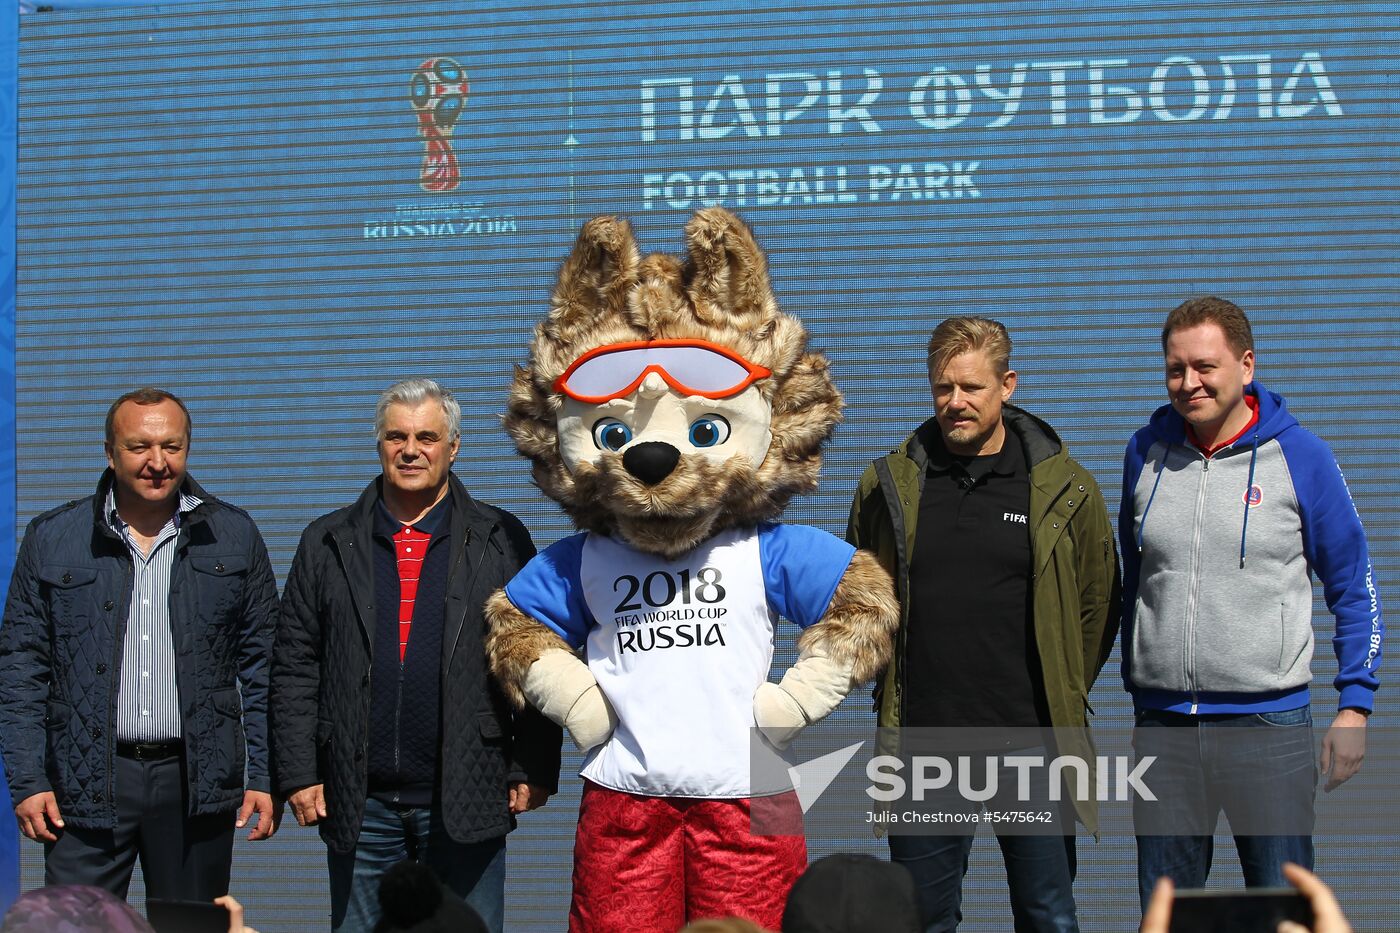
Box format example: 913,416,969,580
505,522,854,798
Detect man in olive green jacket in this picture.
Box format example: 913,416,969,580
847,317,1120,932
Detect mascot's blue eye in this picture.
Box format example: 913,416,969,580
591,419,633,451
688,416,731,448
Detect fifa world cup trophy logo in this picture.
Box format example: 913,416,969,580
410,57,469,193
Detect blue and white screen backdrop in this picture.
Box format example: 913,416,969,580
14,1,1398,928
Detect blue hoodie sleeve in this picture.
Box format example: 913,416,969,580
1117,427,1156,693
1277,429,1383,711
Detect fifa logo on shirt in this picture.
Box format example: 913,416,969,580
1003,512,1028,524
1243,485,1264,507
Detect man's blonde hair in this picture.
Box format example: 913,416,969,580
926,316,1012,380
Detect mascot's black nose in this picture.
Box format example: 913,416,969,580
622,442,681,485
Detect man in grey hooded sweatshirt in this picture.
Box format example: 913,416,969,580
1120,296,1382,912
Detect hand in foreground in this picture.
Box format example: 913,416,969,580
1277,862,1353,933
214,894,261,933
1139,877,1173,933
1320,709,1366,792
1139,864,1353,933
236,790,281,840
288,783,328,827
508,782,551,814
15,791,64,842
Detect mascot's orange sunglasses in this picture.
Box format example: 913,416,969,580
553,339,772,404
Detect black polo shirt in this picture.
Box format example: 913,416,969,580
904,424,1050,731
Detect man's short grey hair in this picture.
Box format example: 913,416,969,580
374,378,462,441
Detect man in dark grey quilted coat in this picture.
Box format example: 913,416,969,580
272,379,561,933
0,388,280,900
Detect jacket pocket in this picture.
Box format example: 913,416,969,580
1129,569,1188,690
206,687,246,792
189,555,249,576
314,718,333,782
1277,601,1312,678
43,698,84,803
38,565,101,635
188,555,249,620
39,566,98,587
478,710,506,742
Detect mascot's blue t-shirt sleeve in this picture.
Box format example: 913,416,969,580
756,522,853,628
505,533,594,647
504,524,853,646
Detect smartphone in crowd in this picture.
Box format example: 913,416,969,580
146,897,230,933
1168,887,1313,933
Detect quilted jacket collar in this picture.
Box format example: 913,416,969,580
332,472,496,541
90,468,216,538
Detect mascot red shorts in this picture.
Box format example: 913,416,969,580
568,781,807,932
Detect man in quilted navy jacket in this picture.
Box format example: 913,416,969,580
0,388,280,900
272,379,561,933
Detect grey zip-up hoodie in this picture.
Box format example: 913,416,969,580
1119,382,1382,714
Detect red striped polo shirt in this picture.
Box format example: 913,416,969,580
392,524,433,661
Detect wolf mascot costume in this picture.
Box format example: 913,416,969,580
486,208,898,931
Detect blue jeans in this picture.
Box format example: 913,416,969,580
887,749,1079,933
1133,707,1316,913
327,798,506,933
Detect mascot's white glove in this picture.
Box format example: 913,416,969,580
753,647,855,749
523,649,617,752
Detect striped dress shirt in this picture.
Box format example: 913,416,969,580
106,489,203,743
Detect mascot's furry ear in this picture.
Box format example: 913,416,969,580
682,207,780,336
541,215,642,351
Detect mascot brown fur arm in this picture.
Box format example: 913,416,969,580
798,550,900,686
484,589,568,712
753,550,898,746
485,591,616,751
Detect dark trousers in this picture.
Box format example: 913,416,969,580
886,748,1079,933
44,753,235,900
890,832,1078,933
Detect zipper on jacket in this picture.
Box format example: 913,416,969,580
391,670,403,803
873,458,911,733
393,534,407,803
1184,455,1210,712
445,528,484,666
392,528,450,804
